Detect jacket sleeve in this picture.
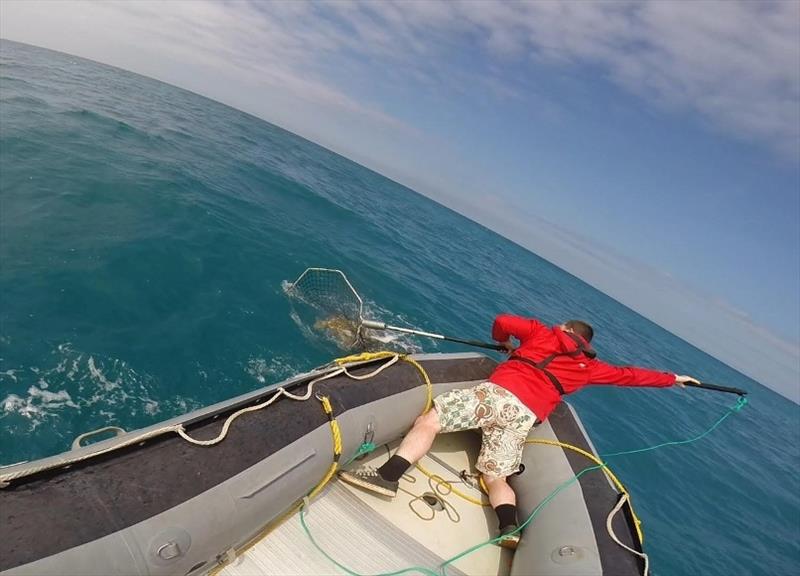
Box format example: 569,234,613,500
492,314,547,344
587,359,676,388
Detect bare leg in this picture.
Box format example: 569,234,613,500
339,408,443,497
482,474,516,508
484,473,519,549
394,408,442,464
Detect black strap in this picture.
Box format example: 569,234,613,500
507,333,596,397
509,354,569,396
563,332,597,359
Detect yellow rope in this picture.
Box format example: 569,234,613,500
400,355,433,412
208,498,305,576
334,351,398,364
525,438,644,544
208,385,350,574
335,351,433,412
308,395,343,500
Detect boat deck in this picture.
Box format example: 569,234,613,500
221,431,511,576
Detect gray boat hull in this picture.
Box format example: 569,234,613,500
1,352,643,575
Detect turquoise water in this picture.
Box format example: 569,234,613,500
1,40,797,575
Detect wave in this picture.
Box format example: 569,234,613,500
0,342,197,463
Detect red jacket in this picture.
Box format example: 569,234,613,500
490,314,676,421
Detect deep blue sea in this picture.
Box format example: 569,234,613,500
1,40,798,575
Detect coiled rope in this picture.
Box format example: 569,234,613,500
414,461,490,507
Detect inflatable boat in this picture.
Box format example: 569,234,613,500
0,352,646,575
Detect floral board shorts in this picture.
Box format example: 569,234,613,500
432,382,537,478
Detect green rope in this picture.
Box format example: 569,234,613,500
302,395,748,576
439,463,604,574
601,396,748,459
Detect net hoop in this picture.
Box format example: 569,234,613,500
287,268,366,347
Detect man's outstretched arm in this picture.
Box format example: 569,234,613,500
588,360,699,388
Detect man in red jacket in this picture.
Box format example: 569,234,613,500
340,315,699,548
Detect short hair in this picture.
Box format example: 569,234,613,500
565,320,594,342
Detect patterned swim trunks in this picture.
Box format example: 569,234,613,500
433,382,537,478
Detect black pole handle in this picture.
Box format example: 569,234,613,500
440,335,506,351
683,381,748,396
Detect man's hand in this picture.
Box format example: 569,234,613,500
499,340,515,355
674,375,700,388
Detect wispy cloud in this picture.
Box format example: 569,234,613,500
112,1,419,134
0,0,419,138
3,1,797,157
322,0,800,158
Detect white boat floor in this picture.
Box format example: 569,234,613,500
221,431,512,576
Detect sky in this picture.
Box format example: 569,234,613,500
1,0,798,402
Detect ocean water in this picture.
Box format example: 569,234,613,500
1,40,797,575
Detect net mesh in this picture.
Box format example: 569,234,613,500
286,268,364,348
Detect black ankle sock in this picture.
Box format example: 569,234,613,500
495,504,517,529
377,455,411,482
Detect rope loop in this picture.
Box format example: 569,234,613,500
733,396,748,412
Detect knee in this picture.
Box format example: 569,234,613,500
481,473,508,486
415,409,441,434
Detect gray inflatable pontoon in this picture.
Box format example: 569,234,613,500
0,352,646,575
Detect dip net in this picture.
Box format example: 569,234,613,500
286,268,365,348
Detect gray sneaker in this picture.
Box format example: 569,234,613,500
338,466,399,497
497,524,521,550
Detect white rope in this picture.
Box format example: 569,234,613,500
175,368,343,446
606,493,650,576
338,354,400,380
1,355,400,485
176,355,398,446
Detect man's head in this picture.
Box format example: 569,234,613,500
562,320,594,343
